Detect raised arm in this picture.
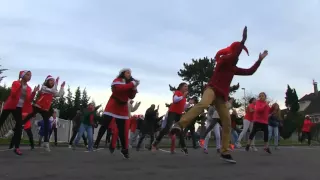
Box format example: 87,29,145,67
131,102,141,112
234,50,268,76
173,91,186,104
111,80,136,92
128,89,137,100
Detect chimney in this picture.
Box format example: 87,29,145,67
313,80,318,96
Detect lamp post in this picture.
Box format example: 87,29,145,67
242,88,246,109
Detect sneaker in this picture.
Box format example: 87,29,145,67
181,148,188,155
109,146,115,154
235,142,242,148
274,146,280,150
203,148,208,154
170,150,176,154
245,144,250,152
199,139,205,148
68,145,72,149
251,146,258,151
170,123,181,135
8,146,13,150
120,149,130,159
14,148,22,156
4,130,14,138
43,142,51,152
229,144,235,150
151,141,159,152
264,147,272,154
31,146,35,150
86,145,89,149
94,144,98,149
220,154,236,164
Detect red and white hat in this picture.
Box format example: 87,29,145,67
19,70,30,80
119,68,131,76
45,75,55,82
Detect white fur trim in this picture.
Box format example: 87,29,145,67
119,68,131,75
132,81,137,86
111,81,125,86
103,112,129,119
46,76,54,81
20,70,29,78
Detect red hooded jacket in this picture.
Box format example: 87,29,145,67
208,42,262,101
302,119,316,132
253,100,270,124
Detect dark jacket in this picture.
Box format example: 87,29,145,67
141,108,158,133
268,114,280,127
72,111,82,131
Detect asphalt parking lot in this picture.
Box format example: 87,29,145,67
0,146,319,180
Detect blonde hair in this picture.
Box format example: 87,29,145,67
271,103,282,120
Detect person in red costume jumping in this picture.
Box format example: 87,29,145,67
98,68,139,159
0,70,39,155
22,75,65,152
170,26,269,163
300,115,320,146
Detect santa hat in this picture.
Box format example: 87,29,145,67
45,75,55,82
215,42,249,62
19,70,30,80
119,68,131,76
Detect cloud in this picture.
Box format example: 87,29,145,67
1,0,320,114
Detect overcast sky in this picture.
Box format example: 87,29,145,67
1,0,319,116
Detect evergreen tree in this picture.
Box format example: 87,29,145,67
57,93,67,119
285,85,293,109
81,88,90,108
0,60,7,83
74,87,81,110
285,85,300,112
0,84,10,102
65,86,74,119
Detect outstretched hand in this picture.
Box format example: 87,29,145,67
61,81,66,87
242,26,247,43
258,50,268,61
33,85,40,92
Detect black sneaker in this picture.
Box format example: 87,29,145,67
245,144,250,152
220,154,236,164
264,147,272,154
181,148,188,155
94,144,98,149
109,146,115,154
121,149,130,159
170,123,181,135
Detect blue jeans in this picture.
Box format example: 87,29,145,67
231,129,238,144
268,125,279,146
75,123,93,151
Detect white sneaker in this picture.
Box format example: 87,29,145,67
251,146,258,151
68,145,72,149
43,142,51,152
4,130,14,138
235,142,242,148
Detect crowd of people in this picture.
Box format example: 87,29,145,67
0,26,319,164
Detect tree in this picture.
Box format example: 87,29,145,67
64,86,74,119
57,93,67,119
74,87,81,109
81,88,90,108
285,85,300,113
0,60,8,84
0,85,10,102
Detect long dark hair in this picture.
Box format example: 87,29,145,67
117,72,133,83
177,82,187,91
249,98,256,104
44,80,54,88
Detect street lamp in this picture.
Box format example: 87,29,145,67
242,88,246,109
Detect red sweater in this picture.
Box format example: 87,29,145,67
208,42,262,101
169,90,186,114
103,78,137,120
244,103,255,121
253,100,270,124
302,119,316,132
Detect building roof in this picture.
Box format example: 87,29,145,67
299,92,320,114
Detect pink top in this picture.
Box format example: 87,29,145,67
253,100,270,124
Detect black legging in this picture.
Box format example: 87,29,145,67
23,106,51,142
155,112,186,148
94,115,127,150
106,128,112,143
10,128,34,149
0,108,23,149
184,123,197,147
50,127,58,145
300,131,312,145
137,127,155,149
69,129,88,146
249,122,268,142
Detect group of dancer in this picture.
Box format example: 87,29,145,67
0,26,317,164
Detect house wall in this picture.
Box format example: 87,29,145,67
299,100,311,112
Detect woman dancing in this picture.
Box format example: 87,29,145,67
235,98,257,151
22,75,65,152
96,68,139,159
268,103,282,149
245,92,271,154
152,82,188,155
0,70,38,155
